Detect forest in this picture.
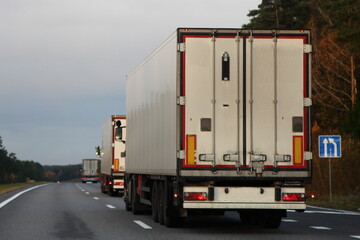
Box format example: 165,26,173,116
0,136,81,183
244,0,360,201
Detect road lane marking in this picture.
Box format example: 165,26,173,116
134,220,152,229
350,236,360,239
93,197,99,200
288,209,360,216
106,205,116,209
85,192,90,195
282,219,298,222
307,206,360,216
0,184,49,209
310,226,331,230
81,189,85,192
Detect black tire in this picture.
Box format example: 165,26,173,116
101,183,107,193
163,180,183,228
157,181,165,225
263,215,282,229
239,211,255,226
125,197,132,212
108,186,117,197
131,178,142,215
151,181,159,222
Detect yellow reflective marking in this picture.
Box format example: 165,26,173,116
294,137,303,165
114,158,119,171
187,135,196,165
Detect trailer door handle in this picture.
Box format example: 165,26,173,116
222,52,230,81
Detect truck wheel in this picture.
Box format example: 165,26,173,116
157,181,165,225
263,215,282,228
163,185,183,228
151,181,159,222
239,211,255,226
131,179,142,215
108,186,117,196
260,210,283,228
101,183,107,193
125,197,132,212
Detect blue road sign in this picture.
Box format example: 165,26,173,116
319,135,341,158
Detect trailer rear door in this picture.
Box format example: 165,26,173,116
180,30,311,174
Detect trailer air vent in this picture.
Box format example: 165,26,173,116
201,118,211,132
292,117,303,132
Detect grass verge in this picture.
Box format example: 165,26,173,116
307,195,360,212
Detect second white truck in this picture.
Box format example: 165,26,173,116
81,159,100,183
121,28,312,228
96,115,126,196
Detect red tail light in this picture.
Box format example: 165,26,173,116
282,193,305,201
114,182,124,186
184,192,207,201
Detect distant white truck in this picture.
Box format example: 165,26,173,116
122,28,312,228
96,115,126,196
81,159,100,183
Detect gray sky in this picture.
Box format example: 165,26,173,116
0,0,261,166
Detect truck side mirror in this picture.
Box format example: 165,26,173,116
95,146,101,157
115,120,125,143
116,120,122,127
115,127,123,142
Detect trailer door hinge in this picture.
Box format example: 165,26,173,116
304,44,312,53
304,152,312,160
304,98,312,106
177,96,186,105
177,150,185,159
112,143,115,148
178,43,186,52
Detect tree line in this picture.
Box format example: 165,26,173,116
245,0,360,199
0,136,81,184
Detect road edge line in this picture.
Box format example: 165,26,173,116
0,184,50,209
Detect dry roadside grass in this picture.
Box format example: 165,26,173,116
307,195,360,212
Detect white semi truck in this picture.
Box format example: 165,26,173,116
81,159,100,183
121,28,312,228
96,115,126,196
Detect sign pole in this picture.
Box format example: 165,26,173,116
328,158,332,201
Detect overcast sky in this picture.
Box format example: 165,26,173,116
0,0,261,166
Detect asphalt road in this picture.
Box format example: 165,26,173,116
0,182,359,240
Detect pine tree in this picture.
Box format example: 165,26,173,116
243,0,310,29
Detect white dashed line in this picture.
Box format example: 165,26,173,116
85,192,90,195
93,197,99,200
350,236,360,239
134,220,152,229
106,205,116,209
310,226,331,230
81,189,84,192
282,219,298,223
